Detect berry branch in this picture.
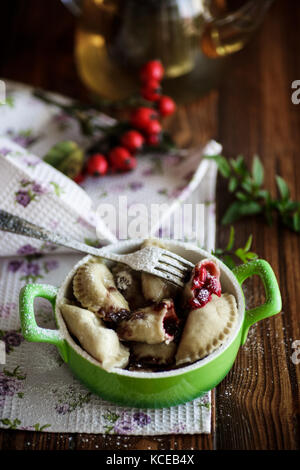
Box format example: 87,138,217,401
35,60,177,182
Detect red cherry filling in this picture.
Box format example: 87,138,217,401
189,261,221,310
154,300,179,340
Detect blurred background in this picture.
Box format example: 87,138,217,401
0,0,288,104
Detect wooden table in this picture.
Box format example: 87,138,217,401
0,0,299,451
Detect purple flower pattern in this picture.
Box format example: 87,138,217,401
7,256,60,282
17,244,37,255
8,260,23,273
15,178,48,208
6,129,40,148
15,190,31,207
22,262,40,277
103,410,151,434
0,367,26,411
133,412,151,426
55,403,71,415
171,423,186,433
1,331,24,353
113,413,134,434
0,373,21,397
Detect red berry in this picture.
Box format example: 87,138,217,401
125,155,137,171
130,107,158,130
144,119,162,135
140,60,164,82
87,154,108,176
158,95,176,116
73,172,85,184
146,133,160,146
109,146,135,171
120,130,145,153
141,80,161,102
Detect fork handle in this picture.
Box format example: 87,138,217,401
0,209,120,261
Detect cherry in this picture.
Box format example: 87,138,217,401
87,153,108,176
140,60,164,83
189,261,221,309
146,133,160,146
144,119,162,135
73,172,85,184
141,79,161,102
125,155,137,171
158,95,176,117
109,146,136,172
130,107,158,130
121,130,145,153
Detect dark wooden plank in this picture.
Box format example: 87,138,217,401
216,0,300,450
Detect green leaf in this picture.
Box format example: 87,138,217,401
230,155,247,176
252,156,264,186
284,200,300,211
206,155,231,178
34,423,51,431
234,248,248,263
228,177,238,192
241,178,254,194
293,212,300,232
222,201,262,225
50,181,63,197
243,234,253,252
225,226,235,251
235,191,248,201
0,419,10,426
276,175,290,201
245,251,258,260
223,254,236,270
257,189,270,200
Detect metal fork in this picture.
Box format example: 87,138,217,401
0,210,193,287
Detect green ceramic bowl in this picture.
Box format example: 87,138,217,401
19,239,282,409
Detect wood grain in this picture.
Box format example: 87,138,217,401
0,0,299,450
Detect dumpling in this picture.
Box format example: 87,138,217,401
131,341,177,366
60,304,129,371
117,299,179,344
176,293,238,366
141,239,177,302
73,258,130,322
112,265,145,310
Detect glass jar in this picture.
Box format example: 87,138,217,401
62,0,273,102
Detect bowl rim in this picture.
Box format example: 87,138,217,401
56,238,245,379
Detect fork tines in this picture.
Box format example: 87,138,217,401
154,248,194,288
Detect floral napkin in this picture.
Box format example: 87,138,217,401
0,81,219,434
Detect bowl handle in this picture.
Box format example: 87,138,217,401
232,260,282,345
19,283,68,362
